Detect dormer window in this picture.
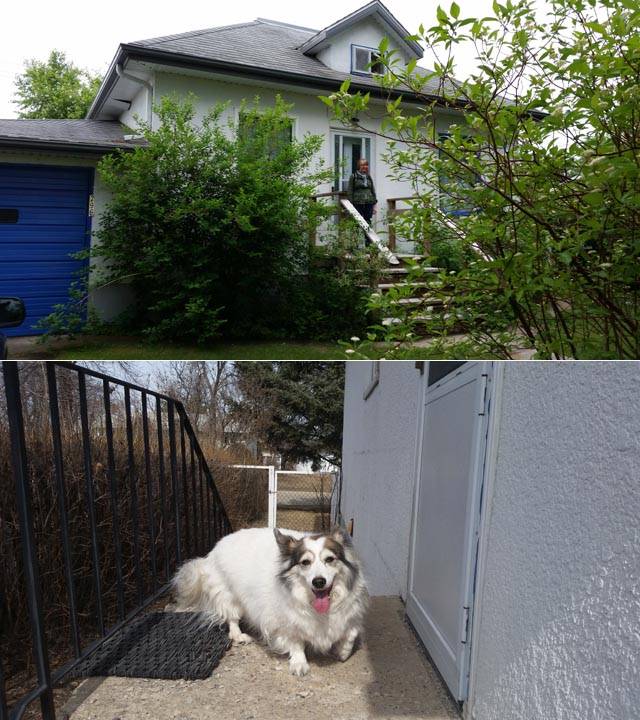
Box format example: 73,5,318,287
351,45,384,75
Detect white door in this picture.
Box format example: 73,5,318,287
333,133,372,192
406,362,492,701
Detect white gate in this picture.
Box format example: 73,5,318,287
406,362,493,701
230,465,336,532
275,470,335,533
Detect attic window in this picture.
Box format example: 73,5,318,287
352,45,384,75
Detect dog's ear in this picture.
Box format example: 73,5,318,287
274,528,300,556
330,524,352,547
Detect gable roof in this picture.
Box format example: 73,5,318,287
89,14,438,119
299,0,423,59
0,119,141,153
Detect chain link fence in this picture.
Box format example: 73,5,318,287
229,465,337,533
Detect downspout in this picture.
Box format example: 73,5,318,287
115,63,153,128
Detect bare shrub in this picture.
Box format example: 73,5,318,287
0,364,230,712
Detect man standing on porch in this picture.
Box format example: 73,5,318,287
347,158,377,246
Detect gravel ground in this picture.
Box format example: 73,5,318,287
64,597,460,720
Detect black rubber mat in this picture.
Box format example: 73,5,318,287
71,612,230,680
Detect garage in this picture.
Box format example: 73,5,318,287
0,119,135,336
0,163,93,335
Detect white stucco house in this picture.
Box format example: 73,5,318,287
0,0,466,336
339,360,639,720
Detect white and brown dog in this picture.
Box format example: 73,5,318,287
172,526,368,675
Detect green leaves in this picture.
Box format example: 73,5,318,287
13,49,102,119
319,0,640,358
85,96,353,343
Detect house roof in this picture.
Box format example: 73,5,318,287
299,0,423,59
0,119,142,153
88,11,444,119
124,18,428,90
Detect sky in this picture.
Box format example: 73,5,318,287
0,0,550,118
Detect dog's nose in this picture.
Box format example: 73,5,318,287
312,577,326,589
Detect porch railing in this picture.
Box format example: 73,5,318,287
0,361,232,720
309,190,347,247
311,192,429,253
386,196,430,253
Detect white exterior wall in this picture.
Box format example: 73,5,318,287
340,361,422,597
316,17,411,73
340,361,639,718
119,83,152,130
468,362,640,720
151,70,456,247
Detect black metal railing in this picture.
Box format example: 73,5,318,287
0,361,232,720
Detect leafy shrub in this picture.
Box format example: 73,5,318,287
69,95,368,343
324,0,640,359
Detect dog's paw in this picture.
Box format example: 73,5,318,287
289,657,310,676
336,645,353,662
231,632,254,646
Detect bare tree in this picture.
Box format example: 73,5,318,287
155,362,235,448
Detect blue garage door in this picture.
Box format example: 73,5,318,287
0,163,93,336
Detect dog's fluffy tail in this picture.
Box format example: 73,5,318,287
172,557,237,627
173,557,211,612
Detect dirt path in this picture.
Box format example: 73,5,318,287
63,597,460,720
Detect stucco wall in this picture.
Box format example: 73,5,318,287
469,362,640,720
119,82,152,130
316,16,412,73
340,361,421,597
152,71,460,252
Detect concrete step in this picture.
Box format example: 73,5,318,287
387,297,444,306
377,282,425,290
382,315,437,326
380,267,410,275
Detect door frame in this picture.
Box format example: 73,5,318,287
330,130,375,192
463,361,504,717
405,361,504,705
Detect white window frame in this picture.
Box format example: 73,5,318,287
351,44,384,76
234,106,299,142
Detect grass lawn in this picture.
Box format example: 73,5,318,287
49,338,351,360
21,335,468,361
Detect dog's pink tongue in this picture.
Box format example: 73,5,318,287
312,591,331,614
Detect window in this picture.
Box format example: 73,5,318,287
238,112,294,158
351,45,384,75
438,134,478,217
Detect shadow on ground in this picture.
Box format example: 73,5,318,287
64,596,460,720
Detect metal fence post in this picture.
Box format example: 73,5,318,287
46,364,82,656
167,401,182,564
268,466,277,529
1,362,234,719
0,640,8,720
2,362,56,720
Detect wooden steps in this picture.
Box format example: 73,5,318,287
374,254,448,333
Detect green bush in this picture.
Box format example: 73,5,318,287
324,0,640,359
288,250,372,340
75,95,367,343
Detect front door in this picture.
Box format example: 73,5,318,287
333,133,372,192
406,362,493,701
